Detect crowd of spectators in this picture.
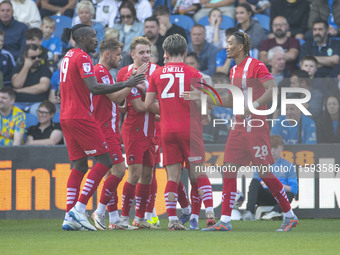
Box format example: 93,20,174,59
1,0,340,146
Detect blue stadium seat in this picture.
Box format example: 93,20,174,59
24,113,38,142
170,15,195,40
298,38,305,46
197,15,235,30
51,15,73,40
253,14,270,33
52,112,60,123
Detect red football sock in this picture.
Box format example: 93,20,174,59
121,182,136,217
135,183,151,218
190,182,202,215
221,171,237,217
177,180,190,208
146,169,157,213
164,181,178,217
99,174,122,205
107,192,118,212
66,169,85,212
196,174,213,208
78,163,109,205
261,172,291,213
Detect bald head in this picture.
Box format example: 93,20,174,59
71,25,92,43
272,16,289,38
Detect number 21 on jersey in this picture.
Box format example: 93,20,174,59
160,73,184,99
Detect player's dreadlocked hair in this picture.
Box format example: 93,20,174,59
232,31,252,57
62,24,91,44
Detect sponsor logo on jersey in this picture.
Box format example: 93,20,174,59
85,149,97,155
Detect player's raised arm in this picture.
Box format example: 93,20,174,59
83,73,146,95
145,92,160,115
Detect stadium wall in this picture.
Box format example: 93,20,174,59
0,144,339,219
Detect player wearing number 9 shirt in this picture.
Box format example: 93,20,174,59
59,24,145,231
145,34,215,230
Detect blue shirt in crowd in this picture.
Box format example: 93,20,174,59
254,157,298,195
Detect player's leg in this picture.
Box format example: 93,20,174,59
62,156,88,231
133,165,158,229
177,179,191,226
243,178,264,221
187,176,201,230
165,163,187,230
190,165,215,226
258,165,299,231
145,168,158,225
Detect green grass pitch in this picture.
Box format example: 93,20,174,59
0,219,339,255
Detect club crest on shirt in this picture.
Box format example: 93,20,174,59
112,153,119,161
101,75,110,84
131,87,139,95
129,154,135,162
83,63,91,73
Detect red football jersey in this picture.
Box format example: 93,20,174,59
92,64,120,133
229,56,273,133
119,63,158,138
147,62,203,134
60,48,95,120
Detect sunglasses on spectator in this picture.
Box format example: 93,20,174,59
37,110,50,115
120,15,132,19
30,55,41,60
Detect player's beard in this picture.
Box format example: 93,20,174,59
274,29,286,38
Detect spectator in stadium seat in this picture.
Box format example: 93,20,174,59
0,29,16,87
235,3,266,50
25,100,63,145
243,135,297,221
308,0,340,38
144,16,165,66
268,46,290,86
134,0,153,23
316,95,340,143
0,0,28,60
185,52,211,81
11,0,41,28
76,0,105,60
113,1,144,54
0,87,25,146
11,44,51,115
172,0,200,17
259,16,300,73
153,5,188,42
270,0,309,39
239,0,270,16
41,17,62,64
24,28,54,72
300,55,339,96
289,70,324,120
187,24,219,76
40,0,76,18
193,0,235,23
204,8,226,50
300,19,340,79
271,96,317,145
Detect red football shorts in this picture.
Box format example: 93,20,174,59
60,119,108,161
101,125,124,165
161,131,205,167
224,130,274,166
122,134,155,167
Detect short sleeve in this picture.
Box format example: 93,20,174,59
127,87,142,101
76,54,95,79
255,62,273,84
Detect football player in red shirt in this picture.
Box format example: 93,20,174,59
145,34,215,230
117,37,160,229
183,31,298,232
60,24,145,231
91,38,148,230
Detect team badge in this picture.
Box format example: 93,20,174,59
129,154,135,162
83,63,91,73
103,6,109,13
112,153,119,161
101,75,110,84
